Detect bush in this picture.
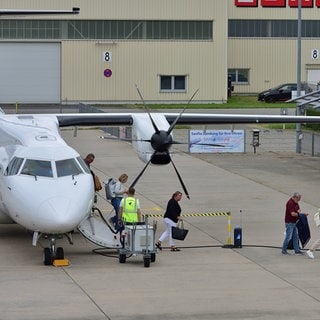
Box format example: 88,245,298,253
305,109,320,131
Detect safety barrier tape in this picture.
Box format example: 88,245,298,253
143,211,230,218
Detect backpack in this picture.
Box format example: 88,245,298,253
104,178,117,200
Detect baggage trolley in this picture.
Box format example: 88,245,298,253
118,216,157,267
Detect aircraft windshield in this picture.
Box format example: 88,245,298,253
5,156,88,178
5,157,24,176
21,159,53,178
56,158,83,177
76,156,91,174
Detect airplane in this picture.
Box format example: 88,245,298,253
1,102,320,265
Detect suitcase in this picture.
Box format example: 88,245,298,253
234,227,242,248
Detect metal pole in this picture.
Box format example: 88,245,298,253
296,0,302,153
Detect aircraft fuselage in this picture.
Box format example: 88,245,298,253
0,115,94,234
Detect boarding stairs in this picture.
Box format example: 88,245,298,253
78,207,123,248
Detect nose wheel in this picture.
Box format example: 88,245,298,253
43,237,65,265
43,246,65,265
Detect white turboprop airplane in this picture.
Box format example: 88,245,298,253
1,104,320,265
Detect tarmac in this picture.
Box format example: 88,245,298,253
1,109,320,319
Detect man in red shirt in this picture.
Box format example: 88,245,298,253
281,192,308,255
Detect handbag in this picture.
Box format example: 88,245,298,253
93,174,102,191
171,220,189,241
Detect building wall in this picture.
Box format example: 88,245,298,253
228,0,320,94
0,0,228,104
6,1,320,101
61,40,225,104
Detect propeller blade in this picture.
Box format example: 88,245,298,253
170,157,190,200
100,136,151,143
167,88,199,135
135,84,160,133
129,153,154,189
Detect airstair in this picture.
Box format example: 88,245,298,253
77,207,122,248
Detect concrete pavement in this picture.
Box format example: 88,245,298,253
1,124,320,319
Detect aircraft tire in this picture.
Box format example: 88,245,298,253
56,247,64,259
143,256,150,268
43,248,53,265
119,253,126,263
151,253,156,262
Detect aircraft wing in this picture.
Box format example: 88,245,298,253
0,8,79,15
56,112,320,127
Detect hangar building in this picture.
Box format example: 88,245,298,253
0,0,319,104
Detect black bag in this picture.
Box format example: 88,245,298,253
171,221,189,241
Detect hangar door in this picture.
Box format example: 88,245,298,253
0,43,60,104
307,69,320,87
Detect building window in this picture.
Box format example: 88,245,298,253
0,20,213,41
160,75,186,92
229,19,320,38
228,69,249,84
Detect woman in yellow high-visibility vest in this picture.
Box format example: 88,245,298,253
118,187,142,224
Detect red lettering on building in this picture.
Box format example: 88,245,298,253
235,0,258,7
261,0,286,6
235,0,318,6
288,0,313,7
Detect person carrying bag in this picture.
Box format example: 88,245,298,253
155,191,184,252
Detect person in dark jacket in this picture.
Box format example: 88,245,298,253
156,191,183,251
281,192,308,255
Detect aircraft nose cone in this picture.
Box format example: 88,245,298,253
38,196,86,232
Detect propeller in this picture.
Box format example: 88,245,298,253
129,86,200,199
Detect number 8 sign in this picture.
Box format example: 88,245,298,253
312,49,319,60
103,51,112,62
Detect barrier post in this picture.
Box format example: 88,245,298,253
222,211,233,248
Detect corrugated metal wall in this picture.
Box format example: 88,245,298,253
228,0,320,94
0,0,228,104
61,40,226,104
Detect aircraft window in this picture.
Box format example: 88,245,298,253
77,156,91,174
56,158,83,177
20,159,53,178
5,157,24,176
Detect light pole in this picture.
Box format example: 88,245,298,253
296,0,302,153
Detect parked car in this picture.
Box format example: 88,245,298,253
258,83,313,103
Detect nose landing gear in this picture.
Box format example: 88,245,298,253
43,236,65,266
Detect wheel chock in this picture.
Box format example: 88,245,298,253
53,259,69,267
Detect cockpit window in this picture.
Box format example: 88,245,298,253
5,157,24,176
77,156,91,174
56,158,83,177
21,159,53,178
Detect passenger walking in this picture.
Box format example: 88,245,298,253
83,153,102,194
110,173,128,228
281,192,308,255
307,210,320,259
156,191,183,252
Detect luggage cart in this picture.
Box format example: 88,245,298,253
118,216,157,267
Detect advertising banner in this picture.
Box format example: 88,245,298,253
189,130,245,153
